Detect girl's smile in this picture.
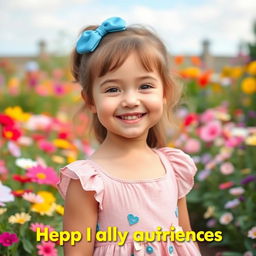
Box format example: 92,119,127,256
91,52,165,141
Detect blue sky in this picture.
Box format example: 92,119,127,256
0,0,255,56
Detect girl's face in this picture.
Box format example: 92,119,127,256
90,52,165,141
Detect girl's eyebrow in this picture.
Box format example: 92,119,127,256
99,75,158,87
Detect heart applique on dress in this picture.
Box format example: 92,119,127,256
127,214,139,225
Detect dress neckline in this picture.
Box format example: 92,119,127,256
86,148,171,184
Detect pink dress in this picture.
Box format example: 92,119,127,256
57,147,201,255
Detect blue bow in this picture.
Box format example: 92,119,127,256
76,17,126,54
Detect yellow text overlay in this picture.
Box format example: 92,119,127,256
36,226,223,246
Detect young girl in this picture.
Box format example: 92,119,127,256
57,17,201,256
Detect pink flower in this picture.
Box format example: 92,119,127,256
0,232,19,246
229,187,245,196
26,165,59,186
220,162,234,175
200,109,215,123
225,136,243,148
200,120,222,142
219,212,233,225
248,226,256,239
30,222,55,233
37,241,57,256
38,140,56,153
184,138,201,153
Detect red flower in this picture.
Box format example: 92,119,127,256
0,114,15,127
184,113,198,127
219,181,234,190
12,174,32,183
198,71,212,88
2,126,21,141
12,189,32,197
58,132,68,139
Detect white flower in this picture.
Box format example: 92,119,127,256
248,226,256,239
0,182,15,204
17,136,33,146
220,212,233,225
22,192,43,203
244,251,253,256
24,115,52,130
15,158,37,169
229,187,245,196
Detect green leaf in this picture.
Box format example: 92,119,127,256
22,239,33,254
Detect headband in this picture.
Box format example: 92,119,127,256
76,17,126,54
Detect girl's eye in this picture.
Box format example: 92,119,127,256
140,84,153,90
105,87,120,93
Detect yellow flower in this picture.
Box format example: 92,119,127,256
241,77,256,94
67,155,77,163
4,106,31,122
221,66,232,77
0,208,7,215
8,212,31,224
37,191,56,204
52,155,65,164
241,168,251,175
247,61,256,75
246,135,256,146
31,202,56,216
53,139,72,149
184,67,201,78
230,66,244,79
8,77,20,88
204,206,215,219
55,204,64,215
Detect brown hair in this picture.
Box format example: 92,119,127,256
72,24,182,148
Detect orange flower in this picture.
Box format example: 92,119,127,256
174,56,184,65
191,56,201,66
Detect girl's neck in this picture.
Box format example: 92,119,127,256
93,132,153,159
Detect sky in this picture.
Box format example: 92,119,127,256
0,0,255,56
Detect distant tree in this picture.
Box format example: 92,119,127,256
248,21,256,60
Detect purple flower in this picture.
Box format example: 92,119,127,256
197,169,211,181
241,175,256,185
0,232,19,246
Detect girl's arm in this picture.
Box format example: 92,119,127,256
63,179,98,256
177,196,200,251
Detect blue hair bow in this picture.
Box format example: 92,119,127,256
76,17,126,54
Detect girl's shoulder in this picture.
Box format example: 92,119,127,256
57,160,104,210
157,147,197,199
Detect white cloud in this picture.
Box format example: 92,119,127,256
0,0,255,56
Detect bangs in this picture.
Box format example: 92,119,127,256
89,35,166,80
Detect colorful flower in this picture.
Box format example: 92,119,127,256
26,165,59,186
224,199,240,209
219,212,233,225
229,187,245,196
15,158,38,169
4,106,31,122
241,77,256,94
248,226,256,239
7,141,21,157
55,204,64,215
12,189,32,197
0,182,15,204
22,192,43,203
12,174,31,183
220,162,234,175
200,120,222,142
0,232,19,247
2,126,22,141
184,138,201,153
8,212,31,224
30,223,54,233
0,114,15,127
241,175,256,185
37,241,57,256
219,181,234,190
0,208,7,215
38,140,56,153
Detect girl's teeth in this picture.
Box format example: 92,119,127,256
121,115,142,120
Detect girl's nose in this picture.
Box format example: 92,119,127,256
121,91,140,108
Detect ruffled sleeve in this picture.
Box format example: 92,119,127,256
57,160,104,210
159,147,197,199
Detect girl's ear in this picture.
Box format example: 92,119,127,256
81,90,97,113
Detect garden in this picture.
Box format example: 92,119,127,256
0,50,256,255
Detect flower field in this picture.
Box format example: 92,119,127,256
0,56,256,256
